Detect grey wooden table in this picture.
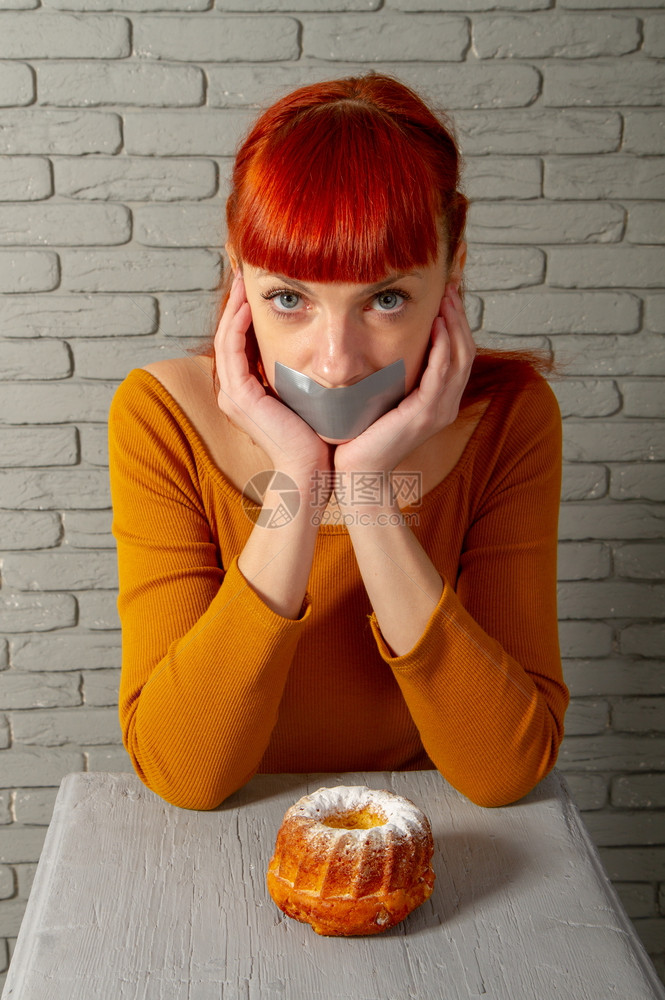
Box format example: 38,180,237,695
3,769,664,1000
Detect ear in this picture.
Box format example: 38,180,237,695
448,241,466,290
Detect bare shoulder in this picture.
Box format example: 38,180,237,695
142,357,188,383
141,355,216,419
142,355,211,396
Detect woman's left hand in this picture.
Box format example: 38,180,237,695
334,282,476,476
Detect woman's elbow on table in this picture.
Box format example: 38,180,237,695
128,757,258,811
443,725,564,809
122,721,258,810
462,775,552,810
456,764,557,809
467,685,568,808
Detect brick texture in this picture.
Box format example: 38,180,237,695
0,13,131,58
0,4,663,988
473,13,640,59
0,157,52,201
0,63,34,106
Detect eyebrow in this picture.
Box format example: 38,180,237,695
256,270,423,293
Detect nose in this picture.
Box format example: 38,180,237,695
309,312,366,388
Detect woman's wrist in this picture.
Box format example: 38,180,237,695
332,468,399,514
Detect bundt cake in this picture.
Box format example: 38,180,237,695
266,785,435,936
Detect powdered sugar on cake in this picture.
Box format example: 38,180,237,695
289,785,428,840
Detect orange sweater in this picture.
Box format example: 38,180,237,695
109,366,568,811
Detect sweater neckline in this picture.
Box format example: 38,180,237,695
134,368,494,532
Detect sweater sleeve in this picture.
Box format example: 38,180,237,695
109,372,309,810
369,376,569,807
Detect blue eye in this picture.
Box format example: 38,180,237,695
372,290,407,312
267,290,301,311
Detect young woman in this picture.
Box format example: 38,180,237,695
109,74,568,811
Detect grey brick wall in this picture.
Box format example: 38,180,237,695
0,0,664,986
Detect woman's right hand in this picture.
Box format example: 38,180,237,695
214,271,332,483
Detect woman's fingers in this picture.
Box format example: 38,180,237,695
442,284,476,378
212,273,332,475
215,273,249,350
391,284,475,438
416,286,466,401
215,274,254,385
421,314,450,389
221,303,253,385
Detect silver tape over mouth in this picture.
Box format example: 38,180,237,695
274,360,406,440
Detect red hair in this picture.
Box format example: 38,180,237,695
205,73,553,403
227,74,466,282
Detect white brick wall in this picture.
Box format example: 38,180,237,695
0,0,664,986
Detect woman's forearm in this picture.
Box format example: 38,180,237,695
237,469,328,619
336,477,443,656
